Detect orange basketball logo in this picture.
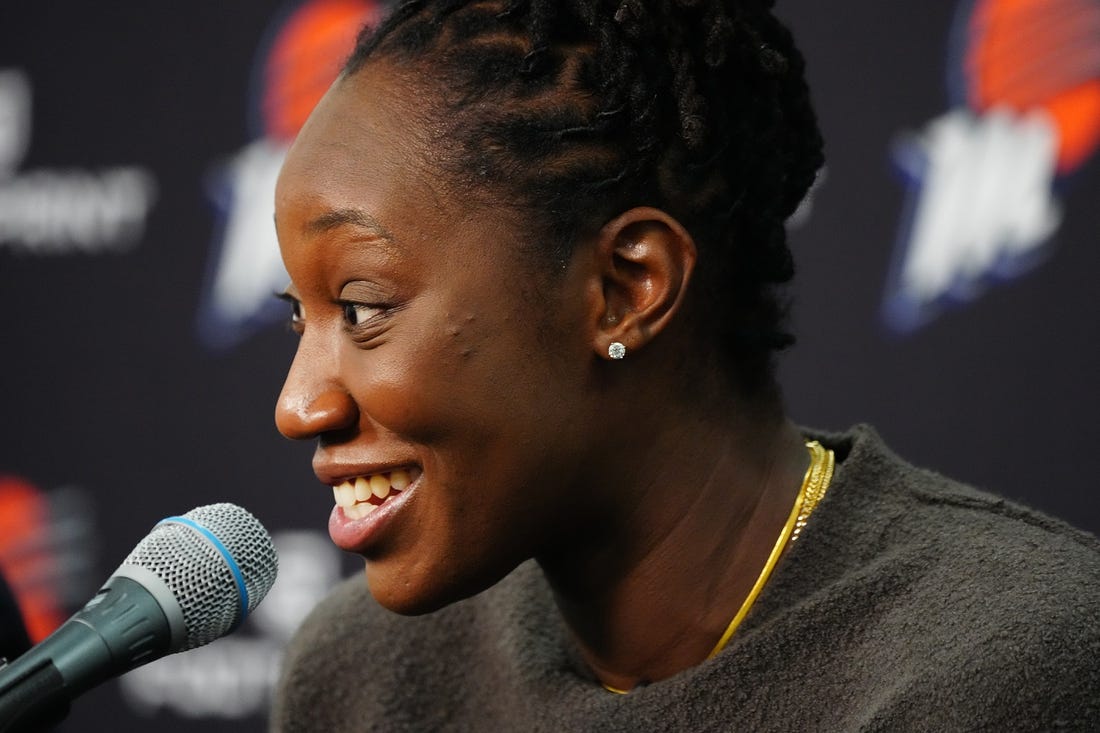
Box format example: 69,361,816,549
262,0,384,143
964,0,1100,173
0,477,64,642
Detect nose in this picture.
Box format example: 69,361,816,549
275,340,358,441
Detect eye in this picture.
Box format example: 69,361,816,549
276,292,305,330
343,302,383,326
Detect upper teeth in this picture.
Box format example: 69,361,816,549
333,469,412,516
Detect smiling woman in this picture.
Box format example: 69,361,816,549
268,1,1100,731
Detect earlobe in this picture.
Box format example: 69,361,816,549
593,207,697,360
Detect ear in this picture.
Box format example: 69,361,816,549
591,207,697,360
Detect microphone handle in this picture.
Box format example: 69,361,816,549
0,660,67,733
0,576,172,732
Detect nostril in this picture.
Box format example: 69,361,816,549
276,389,358,441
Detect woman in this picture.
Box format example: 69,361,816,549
270,1,1100,730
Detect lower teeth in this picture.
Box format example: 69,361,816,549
343,489,402,520
345,502,375,520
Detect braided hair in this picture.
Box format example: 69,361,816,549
344,0,823,395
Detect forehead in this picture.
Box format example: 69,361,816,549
276,67,426,218
274,64,541,289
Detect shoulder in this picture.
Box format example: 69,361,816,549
791,425,1100,729
811,424,1100,568
813,425,1100,628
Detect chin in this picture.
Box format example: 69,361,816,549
362,555,514,616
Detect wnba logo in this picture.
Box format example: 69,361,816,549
884,0,1100,332
198,0,385,350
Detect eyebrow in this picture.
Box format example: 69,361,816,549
303,207,396,243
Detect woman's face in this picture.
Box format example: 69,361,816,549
274,62,606,614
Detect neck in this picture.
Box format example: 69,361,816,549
538,406,809,692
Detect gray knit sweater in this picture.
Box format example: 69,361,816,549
272,426,1100,731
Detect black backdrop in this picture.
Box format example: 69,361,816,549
1,1,1097,730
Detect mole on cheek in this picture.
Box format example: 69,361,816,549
440,312,483,361
440,322,472,360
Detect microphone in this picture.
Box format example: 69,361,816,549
0,503,278,732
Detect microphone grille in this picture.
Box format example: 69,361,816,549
120,503,278,650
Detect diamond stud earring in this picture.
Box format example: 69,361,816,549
608,341,626,360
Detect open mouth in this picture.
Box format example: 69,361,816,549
332,468,419,520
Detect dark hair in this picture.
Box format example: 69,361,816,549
344,0,823,394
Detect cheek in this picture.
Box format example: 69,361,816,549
338,315,522,444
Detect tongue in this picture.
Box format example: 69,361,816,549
367,488,401,506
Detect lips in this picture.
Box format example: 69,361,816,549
326,466,421,552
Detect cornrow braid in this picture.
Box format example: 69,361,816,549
344,0,824,394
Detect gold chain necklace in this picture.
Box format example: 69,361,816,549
603,439,835,694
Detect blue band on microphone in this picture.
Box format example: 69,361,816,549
157,516,249,626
